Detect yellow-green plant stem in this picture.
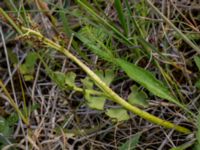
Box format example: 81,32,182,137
20,27,191,134
0,8,192,134
37,53,104,96
0,8,23,35
0,80,29,125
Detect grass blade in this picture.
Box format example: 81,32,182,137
146,0,200,54
0,80,29,125
77,0,132,45
169,140,195,150
0,8,23,34
125,0,144,37
114,0,128,36
194,56,200,71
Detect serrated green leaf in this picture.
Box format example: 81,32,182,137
76,26,114,61
95,70,115,86
81,77,94,89
115,58,187,110
194,56,200,71
65,72,76,87
50,71,66,89
78,25,107,44
106,108,130,122
48,70,77,89
85,92,106,110
128,85,148,108
119,132,141,150
82,76,106,110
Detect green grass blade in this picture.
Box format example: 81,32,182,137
0,80,29,125
146,0,200,54
125,0,144,37
20,3,30,27
169,140,195,150
114,0,128,36
77,0,132,45
194,56,200,71
0,8,23,34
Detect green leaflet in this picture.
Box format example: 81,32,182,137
19,51,38,81
128,85,149,108
95,70,115,86
84,92,106,110
106,108,130,122
115,58,188,111
65,72,77,88
82,70,114,110
81,77,106,110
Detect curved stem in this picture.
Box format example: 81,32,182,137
0,80,29,125
21,27,191,134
